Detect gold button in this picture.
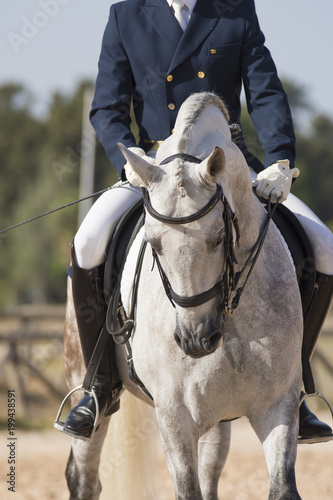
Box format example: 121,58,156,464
168,103,176,110
210,49,217,55
167,74,173,82
197,71,205,79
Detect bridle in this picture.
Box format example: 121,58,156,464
142,153,241,313
142,152,279,316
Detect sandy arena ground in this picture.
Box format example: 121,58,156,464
1,410,332,500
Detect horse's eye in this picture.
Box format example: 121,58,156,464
149,236,163,254
207,231,224,251
215,230,224,247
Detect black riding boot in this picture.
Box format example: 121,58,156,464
299,272,333,440
64,244,122,439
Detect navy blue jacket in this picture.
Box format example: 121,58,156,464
90,0,296,177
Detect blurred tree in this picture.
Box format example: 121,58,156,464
293,115,333,228
0,81,117,308
0,84,46,226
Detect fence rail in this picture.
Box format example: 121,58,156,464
0,305,66,418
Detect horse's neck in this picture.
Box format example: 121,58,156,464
216,153,264,257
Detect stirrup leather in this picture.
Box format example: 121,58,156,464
54,385,100,442
298,391,333,444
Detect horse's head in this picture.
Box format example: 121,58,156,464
119,142,244,358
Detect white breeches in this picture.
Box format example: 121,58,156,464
74,181,142,269
283,194,333,275
75,176,333,276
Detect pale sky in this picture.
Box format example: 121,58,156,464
1,0,333,120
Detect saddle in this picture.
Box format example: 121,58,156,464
104,196,144,304
103,196,152,397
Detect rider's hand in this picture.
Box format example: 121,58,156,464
252,160,300,203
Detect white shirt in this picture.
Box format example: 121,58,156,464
166,0,197,27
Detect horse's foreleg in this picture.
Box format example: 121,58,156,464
66,416,110,500
156,406,203,500
250,392,302,500
198,421,231,500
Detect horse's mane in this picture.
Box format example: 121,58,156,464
176,92,230,153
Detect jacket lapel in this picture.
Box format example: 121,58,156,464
168,0,222,71
141,0,183,54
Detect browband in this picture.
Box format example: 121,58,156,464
159,153,202,165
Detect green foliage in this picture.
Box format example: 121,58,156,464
0,81,116,309
0,79,332,310
293,115,333,228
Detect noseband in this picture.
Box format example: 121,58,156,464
142,153,240,311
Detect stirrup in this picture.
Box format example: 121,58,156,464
298,390,333,444
53,385,100,442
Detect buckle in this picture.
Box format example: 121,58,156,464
298,390,333,444
53,385,100,442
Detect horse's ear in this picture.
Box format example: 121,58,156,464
205,146,225,182
118,143,155,187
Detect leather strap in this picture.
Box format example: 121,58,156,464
159,153,202,165
142,183,223,225
82,326,110,390
301,341,316,395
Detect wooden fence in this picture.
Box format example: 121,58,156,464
0,304,66,419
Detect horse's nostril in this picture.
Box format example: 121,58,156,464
203,331,223,352
174,330,182,348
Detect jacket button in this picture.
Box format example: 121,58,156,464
168,103,176,110
167,74,173,82
197,71,205,79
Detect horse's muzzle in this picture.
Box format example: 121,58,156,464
174,328,223,358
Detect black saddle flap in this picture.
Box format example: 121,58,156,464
104,197,144,302
271,203,316,314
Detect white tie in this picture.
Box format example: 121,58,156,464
172,0,187,31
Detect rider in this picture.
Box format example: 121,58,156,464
61,0,333,441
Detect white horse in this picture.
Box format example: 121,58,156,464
63,92,303,500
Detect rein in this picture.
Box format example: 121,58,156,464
228,198,279,313
143,152,278,316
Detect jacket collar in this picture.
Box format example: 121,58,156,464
141,0,183,47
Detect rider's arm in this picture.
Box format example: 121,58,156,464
90,5,137,178
241,0,296,170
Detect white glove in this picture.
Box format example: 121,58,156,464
252,160,300,203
